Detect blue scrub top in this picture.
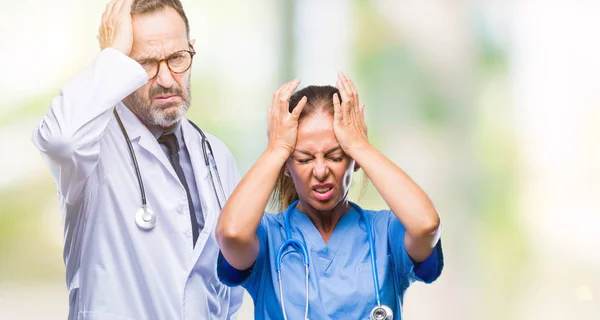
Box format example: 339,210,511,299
217,203,443,320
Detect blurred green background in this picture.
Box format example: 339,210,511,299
1,0,599,319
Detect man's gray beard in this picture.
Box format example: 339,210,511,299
126,85,191,129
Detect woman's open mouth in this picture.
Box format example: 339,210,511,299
312,183,334,201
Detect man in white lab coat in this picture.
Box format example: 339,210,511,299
32,0,243,318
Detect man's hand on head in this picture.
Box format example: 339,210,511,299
98,0,134,56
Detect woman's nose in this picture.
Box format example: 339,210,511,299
312,159,329,180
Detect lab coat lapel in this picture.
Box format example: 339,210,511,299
115,103,180,184
181,119,213,260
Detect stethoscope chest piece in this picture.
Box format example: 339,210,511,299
135,206,156,230
114,109,226,230
370,305,393,320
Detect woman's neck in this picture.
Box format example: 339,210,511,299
296,200,351,243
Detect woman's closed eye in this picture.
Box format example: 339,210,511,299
297,158,312,164
295,155,344,164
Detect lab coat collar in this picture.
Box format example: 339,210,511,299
116,103,165,155
146,120,183,140
180,118,209,182
115,103,212,189
114,102,149,141
114,103,181,185
115,103,214,263
114,102,211,196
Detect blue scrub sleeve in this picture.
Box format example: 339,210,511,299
387,212,444,284
407,239,443,283
217,220,268,287
217,253,253,286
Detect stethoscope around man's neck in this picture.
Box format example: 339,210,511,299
113,108,227,230
277,200,393,320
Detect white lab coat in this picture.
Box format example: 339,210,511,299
32,48,244,320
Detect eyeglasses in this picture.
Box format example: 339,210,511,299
137,45,196,80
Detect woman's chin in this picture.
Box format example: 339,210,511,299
298,196,346,213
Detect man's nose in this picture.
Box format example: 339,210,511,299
155,61,174,88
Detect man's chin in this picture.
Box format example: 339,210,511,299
151,107,187,128
151,116,181,129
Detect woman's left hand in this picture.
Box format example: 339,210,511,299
333,72,368,155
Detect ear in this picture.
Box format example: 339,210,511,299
189,39,196,47
353,162,361,172
284,168,291,177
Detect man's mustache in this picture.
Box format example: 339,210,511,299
149,85,184,99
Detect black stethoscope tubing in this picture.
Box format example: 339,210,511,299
113,108,226,230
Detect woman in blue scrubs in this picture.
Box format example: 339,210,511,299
216,73,443,320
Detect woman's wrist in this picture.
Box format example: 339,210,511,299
265,144,293,162
343,138,371,158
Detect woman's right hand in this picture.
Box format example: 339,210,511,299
267,79,307,155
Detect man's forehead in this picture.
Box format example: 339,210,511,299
130,38,189,59
130,7,188,59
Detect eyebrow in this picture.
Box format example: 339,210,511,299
294,146,342,157
133,53,159,61
134,49,188,61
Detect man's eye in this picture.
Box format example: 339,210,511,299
331,157,344,162
138,60,155,70
170,53,185,62
297,159,311,164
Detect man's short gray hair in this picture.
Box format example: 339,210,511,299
132,0,190,37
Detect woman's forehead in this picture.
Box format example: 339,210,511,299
298,112,333,131
296,115,339,152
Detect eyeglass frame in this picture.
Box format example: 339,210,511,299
136,44,196,80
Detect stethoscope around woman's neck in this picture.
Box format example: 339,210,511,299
113,108,227,230
276,200,393,320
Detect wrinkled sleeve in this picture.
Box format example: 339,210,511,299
32,48,147,204
387,211,444,284
217,216,269,293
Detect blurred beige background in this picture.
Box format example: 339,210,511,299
1,0,599,319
